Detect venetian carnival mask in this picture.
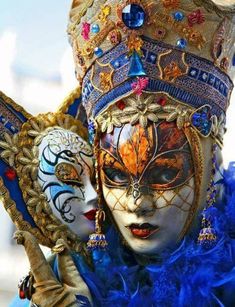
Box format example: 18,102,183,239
68,0,234,254
0,110,97,251
96,93,221,254
99,121,195,254
37,128,97,240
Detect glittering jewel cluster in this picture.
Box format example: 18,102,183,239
191,106,212,137
206,144,218,208
198,143,218,249
76,0,207,75
88,120,96,145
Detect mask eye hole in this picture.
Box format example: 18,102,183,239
103,167,129,186
143,151,194,190
55,163,83,187
146,166,179,185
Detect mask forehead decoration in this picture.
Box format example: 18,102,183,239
69,0,234,118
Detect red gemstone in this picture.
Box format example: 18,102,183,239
158,97,167,106
116,100,126,110
188,9,205,27
19,289,26,299
5,168,17,181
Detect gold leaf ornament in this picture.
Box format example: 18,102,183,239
125,95,161,128
0,133,19,167
163,105,190,129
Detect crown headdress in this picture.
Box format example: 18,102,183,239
68,0,235,144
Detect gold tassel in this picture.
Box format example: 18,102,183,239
87,121,108,250
87,209,108,250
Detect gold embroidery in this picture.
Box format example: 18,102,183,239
98,5,111,23
82,20,115,59
163,61,185,82
99,71,114,92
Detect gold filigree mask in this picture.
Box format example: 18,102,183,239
98,121,201,255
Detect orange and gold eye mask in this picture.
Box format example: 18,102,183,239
99,121,194,190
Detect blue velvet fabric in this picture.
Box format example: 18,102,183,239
0,159,37,227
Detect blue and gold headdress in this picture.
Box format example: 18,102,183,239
68,0,235,128
66,0,235,152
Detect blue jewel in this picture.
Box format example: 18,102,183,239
122,4,145,29
173,11,184,21
176,38,187,49
128,51,146,77
114,60,120,68
232,53,235,66
192,114,200,126
94,47,103,57
191,106,212,137
91,24,100,33
150,54,156,63
88,120,95,144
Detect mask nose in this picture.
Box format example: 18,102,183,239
126,183,155,216
135,195,155,216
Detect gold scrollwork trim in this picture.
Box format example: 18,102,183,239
57,86,82,119
0,90,32,119
179,126,204,238
68,0,95,36
0,176,51,246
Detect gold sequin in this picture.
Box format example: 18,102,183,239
127,34,143,54
163,61,184,82
99,71,113,92
98,5,111,23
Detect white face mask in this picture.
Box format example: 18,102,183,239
37,128,98,241
99,122,196,255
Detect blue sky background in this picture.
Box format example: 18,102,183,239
0,0,71,78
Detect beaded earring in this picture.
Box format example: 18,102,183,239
87,120,108,250
198,143,218,249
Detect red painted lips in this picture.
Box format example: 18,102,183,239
128,223,159,239
84,209,97,221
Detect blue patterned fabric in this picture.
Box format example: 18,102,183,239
82,38,233,118
0,159,36,227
